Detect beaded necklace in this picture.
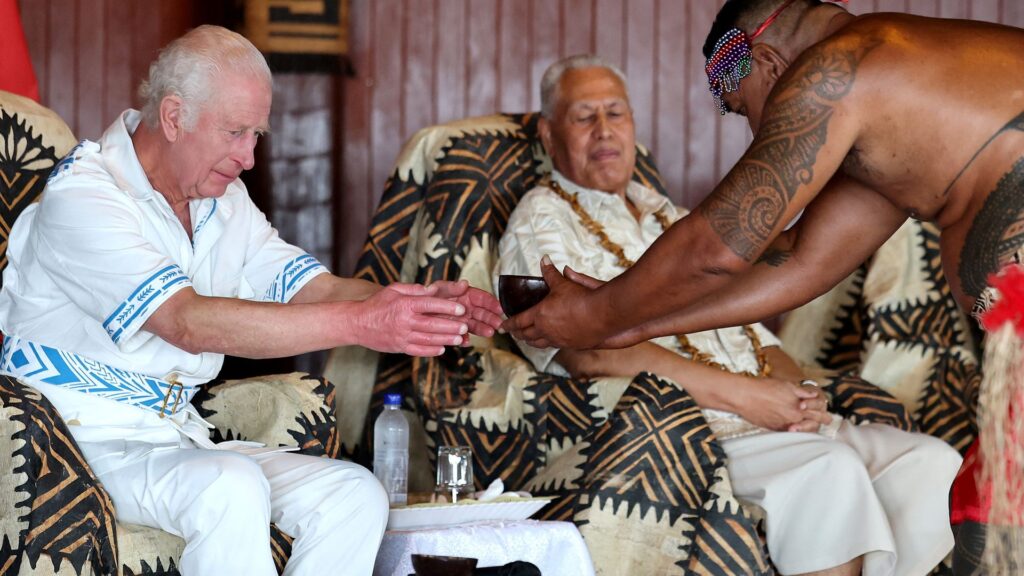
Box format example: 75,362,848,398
546,177,771,378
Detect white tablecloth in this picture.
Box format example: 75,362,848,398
373,520,595,576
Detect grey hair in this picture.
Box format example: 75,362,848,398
540,54,628,119
138,25,272,131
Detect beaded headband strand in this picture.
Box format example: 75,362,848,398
705,0,848,115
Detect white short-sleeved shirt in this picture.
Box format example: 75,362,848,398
0,109,327,390
496,170,780,375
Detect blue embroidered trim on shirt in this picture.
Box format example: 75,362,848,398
263,254,325,303
103,265,192,344
0,336,196,415
47,140,88,183
193,199,217,239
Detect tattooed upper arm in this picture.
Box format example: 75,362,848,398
699,38,882,262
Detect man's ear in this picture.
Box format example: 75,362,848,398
751,44,790,84
538,117,554,157
159,95,185,142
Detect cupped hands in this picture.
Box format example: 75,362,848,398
503,256,605,349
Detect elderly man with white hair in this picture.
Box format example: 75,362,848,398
497,54,961,576
0,25,503,576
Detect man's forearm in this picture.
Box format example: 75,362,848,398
556,342,748,413
623,262,825,344
586,212,752,341
146,281,475,359
149,291,375,358
291,273,381,304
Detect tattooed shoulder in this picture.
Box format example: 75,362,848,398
701,37,883,262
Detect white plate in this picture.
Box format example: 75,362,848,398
386,497,555,531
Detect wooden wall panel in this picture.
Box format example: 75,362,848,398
436,0,469,124
369,0,405,205
938,0,969,19
684,1,722,210
466,0,499,118
530,0,560,113
497,0,531,113
624,0,656,158
19,0,213,141
593,0,625,76
340,0,376,277
654,2,688,207
563,0,594,56
103,2,134,126
970,0,1002,23
46,0,77,130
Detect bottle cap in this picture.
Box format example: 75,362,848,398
384,393,402,406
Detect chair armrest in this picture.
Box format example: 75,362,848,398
194,372,340,458
0,376,118,575
813,368,919,433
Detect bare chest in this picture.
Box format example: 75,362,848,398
839,142,953,221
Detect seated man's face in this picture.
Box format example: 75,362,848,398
170,72,271,200
541,67,636,194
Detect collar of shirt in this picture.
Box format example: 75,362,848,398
101,110,156,202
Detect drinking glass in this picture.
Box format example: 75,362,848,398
435,445,473,503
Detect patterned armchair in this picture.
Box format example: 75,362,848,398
779,219,982,454
0,90,343,575
325,112,920,575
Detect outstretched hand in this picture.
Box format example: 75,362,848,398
354,283,471,356
428,279,504,344
502,256,603,349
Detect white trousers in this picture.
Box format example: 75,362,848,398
721,421,962,576
79,441,389,576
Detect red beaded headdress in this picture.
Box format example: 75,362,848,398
705,0,848,115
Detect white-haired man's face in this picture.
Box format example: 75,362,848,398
540,67,636,195
165,71,271,201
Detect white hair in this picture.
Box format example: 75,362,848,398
138,25,272,131
540,54,628,119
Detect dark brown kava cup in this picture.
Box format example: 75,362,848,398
497,275,550,316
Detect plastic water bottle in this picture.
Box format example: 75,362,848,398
373,393,409,506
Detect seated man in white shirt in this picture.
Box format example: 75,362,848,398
0,26,503,576
497,54,961,576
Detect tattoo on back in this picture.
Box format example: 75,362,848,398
959,153,1024,299
700,40,880,261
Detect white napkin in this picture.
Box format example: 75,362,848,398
472,478,532,501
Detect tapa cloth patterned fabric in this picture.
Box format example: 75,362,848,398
0,372,340,576
780,218,982,454
328,112,917,575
